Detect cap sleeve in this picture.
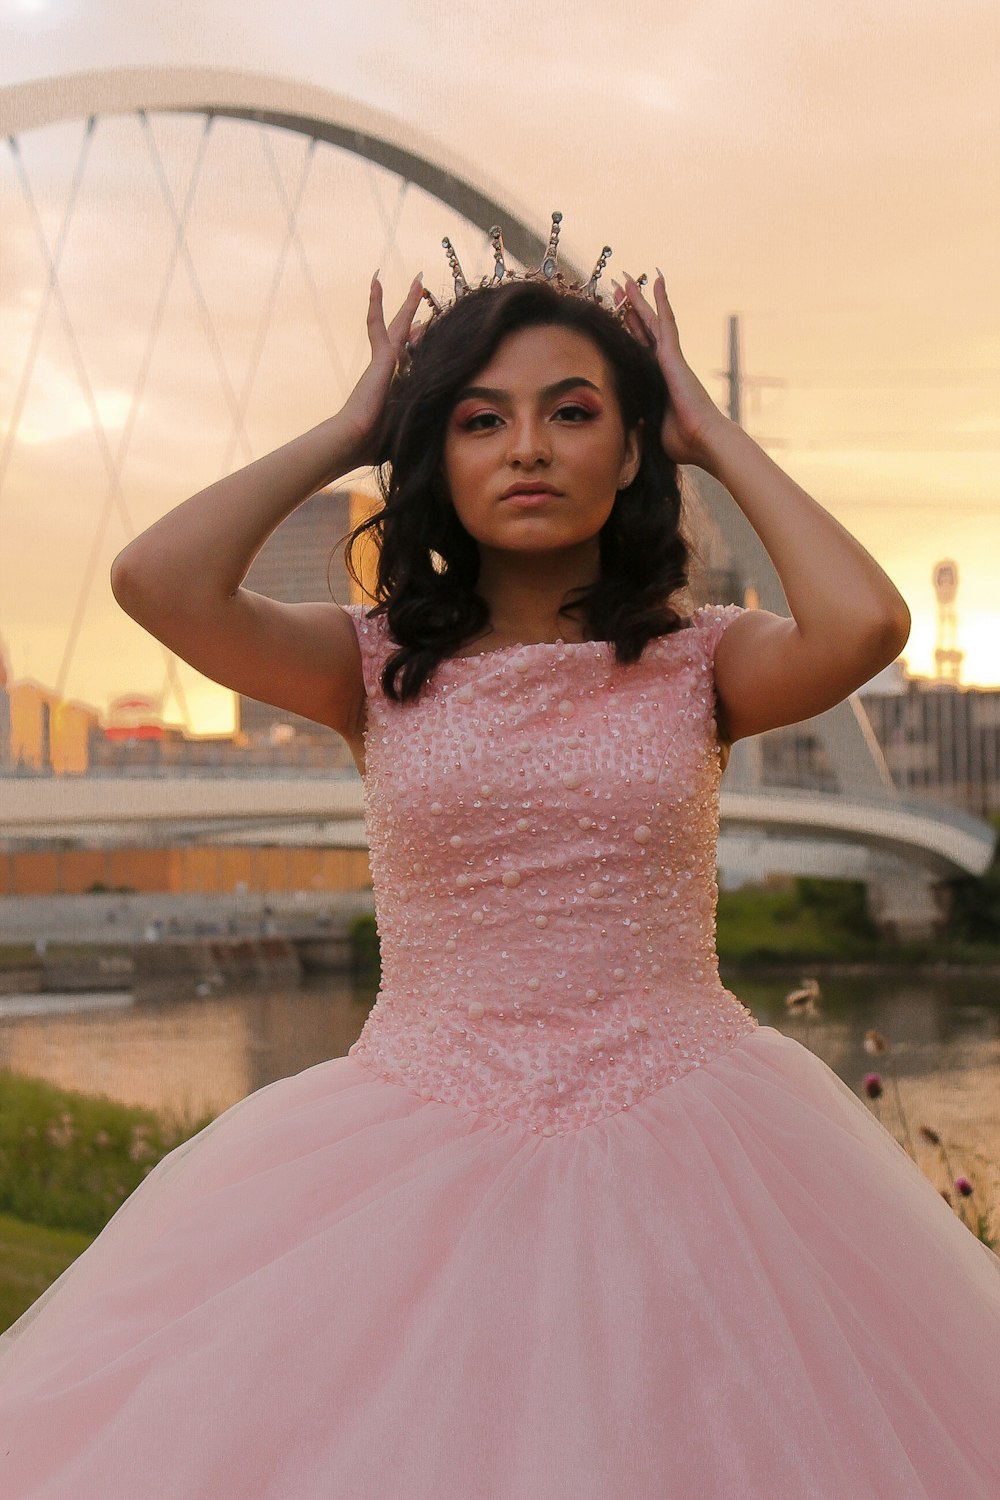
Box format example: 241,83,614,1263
690,602,746,666
341,603,391,699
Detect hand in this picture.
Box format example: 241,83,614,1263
338,271,427,467
612,271,730,467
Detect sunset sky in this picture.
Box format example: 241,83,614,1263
0,0,997,735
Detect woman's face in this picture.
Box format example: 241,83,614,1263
441,323,641,556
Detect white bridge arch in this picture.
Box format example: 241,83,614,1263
0,65,562,274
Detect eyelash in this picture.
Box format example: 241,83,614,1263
461,404,596,432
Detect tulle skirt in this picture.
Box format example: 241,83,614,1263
1,1024,999,1499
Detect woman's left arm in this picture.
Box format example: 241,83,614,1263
618,272,912,745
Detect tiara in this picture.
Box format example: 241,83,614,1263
420,210,647,322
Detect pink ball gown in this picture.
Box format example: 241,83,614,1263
1,602,999,1498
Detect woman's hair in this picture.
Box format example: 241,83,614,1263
343,275,694,702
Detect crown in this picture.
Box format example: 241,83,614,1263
420,211,647,322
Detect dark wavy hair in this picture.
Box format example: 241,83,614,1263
343,276,694,702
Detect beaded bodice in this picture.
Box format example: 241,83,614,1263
344,602,757,1136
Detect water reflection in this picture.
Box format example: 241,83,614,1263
0,975,378,1127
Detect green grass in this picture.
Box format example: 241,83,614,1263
0,1070,216,1236
0,1072,217,1334
716,877,882,963
0,1212,94,1334
716,871,1000,966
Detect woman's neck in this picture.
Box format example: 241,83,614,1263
474,544,599,642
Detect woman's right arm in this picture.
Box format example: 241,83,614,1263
109,272,424,742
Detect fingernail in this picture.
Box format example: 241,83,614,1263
656,266,665,281
373,268,380,280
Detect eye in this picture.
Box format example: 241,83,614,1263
554,403,596,422
461,412,503,431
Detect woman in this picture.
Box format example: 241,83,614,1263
1,235,998,1499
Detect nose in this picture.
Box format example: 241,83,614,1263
506,411,551,468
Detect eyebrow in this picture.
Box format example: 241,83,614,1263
454,376,603,404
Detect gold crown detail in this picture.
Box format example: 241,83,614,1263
420,210,646,321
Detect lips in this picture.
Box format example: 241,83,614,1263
500,484,561,501
502,491,559,508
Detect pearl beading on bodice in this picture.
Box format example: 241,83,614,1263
344,602,757,1136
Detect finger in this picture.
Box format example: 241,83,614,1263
406,318,430,352
367,272,389,353
386,285,425,361
385,274,425,347
627,311,657,350
623,274,656,332
399,316,431,376
617,291,656,350
610,278,653,349
653,267,680,340
610,279,630,316
618,278,658,354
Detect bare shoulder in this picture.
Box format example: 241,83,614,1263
712,605,909,744
110,561,369,746
229,594,369,742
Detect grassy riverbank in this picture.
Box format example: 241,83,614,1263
0,1071,215,1330
0,1072,214,1235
